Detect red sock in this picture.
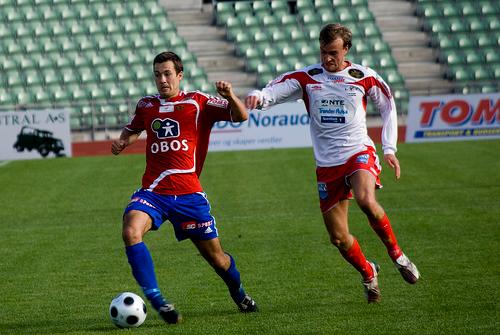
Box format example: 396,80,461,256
339,238,374,281
369,213,402,261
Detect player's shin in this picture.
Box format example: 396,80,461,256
214,253,246,303
125,242,169,310
368,213,402,261
339,238,374,281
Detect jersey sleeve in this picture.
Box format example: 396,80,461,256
203,94,233,123
248,72,304,110
367,72,398,155
124,99,147,132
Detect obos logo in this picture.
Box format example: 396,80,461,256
150,118,188,153
151,118,179,138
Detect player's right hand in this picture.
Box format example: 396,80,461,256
245,95,261,110
111,139,127,155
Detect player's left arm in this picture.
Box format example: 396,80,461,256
368,73,400,179
215,81,248,122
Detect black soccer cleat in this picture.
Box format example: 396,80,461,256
158,304,183,324
237,294,258,313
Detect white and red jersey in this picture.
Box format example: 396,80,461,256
249,62,398,167
125,91,233,195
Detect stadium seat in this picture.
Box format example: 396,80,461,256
234,1,253,17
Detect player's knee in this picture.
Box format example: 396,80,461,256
329,233,349,249
356,196,378,215
122,225,143,245
208,252,230,271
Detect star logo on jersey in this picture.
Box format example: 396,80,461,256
151,118,180,139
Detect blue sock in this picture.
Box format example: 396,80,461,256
215,254,246,303
125,242,168,310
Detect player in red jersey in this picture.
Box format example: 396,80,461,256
111,51,257,324
246,24,419,303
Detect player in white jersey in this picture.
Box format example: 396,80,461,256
246,23,420,303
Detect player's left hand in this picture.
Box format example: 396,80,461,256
384,154,400,180
215,81,233,99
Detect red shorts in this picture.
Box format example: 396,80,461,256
316,148,382,213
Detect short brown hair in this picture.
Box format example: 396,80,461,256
319,23,352,50
153,51,183,74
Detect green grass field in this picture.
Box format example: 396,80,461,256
0,140,499,335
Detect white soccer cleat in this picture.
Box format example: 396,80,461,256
362,262,381,303
394,253,420,284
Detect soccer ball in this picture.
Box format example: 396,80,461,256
109,292,147,328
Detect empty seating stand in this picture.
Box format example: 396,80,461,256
417,0,499,94
0,0,209,131
214,0,409,116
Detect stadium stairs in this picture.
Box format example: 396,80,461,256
160,0,258,97
368,0,453,96
162,0,456,99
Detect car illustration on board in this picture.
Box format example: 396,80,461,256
13,126,66,157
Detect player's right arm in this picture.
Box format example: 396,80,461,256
111,99,146,155
111,128,142,155
245,73,303,110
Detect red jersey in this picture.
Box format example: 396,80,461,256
125,91,233,195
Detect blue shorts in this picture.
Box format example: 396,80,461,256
124,189,218,241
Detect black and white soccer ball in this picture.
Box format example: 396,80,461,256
109,292,147,328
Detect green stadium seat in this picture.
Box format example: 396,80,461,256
33,88,52,104
281,45,298,57
50,85,71,103
449,19,469,33
464,51,484,65
424,19,449,34
252,1,271,15
419,5,441,19
472,65,493,81
489,18,500,31
245,58,260,72
271,30,288,43
480,2,497,16
280,14,297,27
468,17,489,32
383,70,405,86
297,0,314,12
440,51,466,65
60,68,78,85
79,67,97,84
257,73,274,87
234,1,253,17
442,4,460,17
43,69,60,86
260,14,280,28
299,44,315,57
378,54,397,69
481,84,498,93
320,11,336,24
450,66,474,81
484,48,500,63
254,31,271,44
271,0,289,15
289,28,307,42
331,0,348,5
356,7,375,22
313,0,333,11
461,3,479,16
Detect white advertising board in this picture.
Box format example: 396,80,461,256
208,101,312,151
406,93,500,143
0,109,72,160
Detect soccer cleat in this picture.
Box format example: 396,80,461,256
237,294,258,313
394,253,420,284
158,304,182,324
362,262,381,303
